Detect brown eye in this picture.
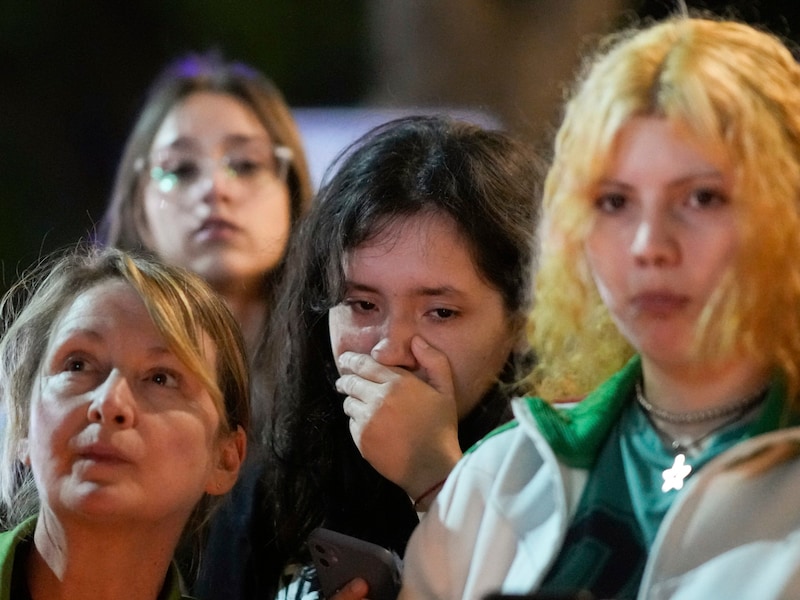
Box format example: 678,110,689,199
225,157,264,178
147,370,180,388
67,359,86,372
343,299,377,313
62,353,91,373
689,188,727,208
595,193,627,213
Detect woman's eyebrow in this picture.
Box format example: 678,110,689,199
342,281,464,298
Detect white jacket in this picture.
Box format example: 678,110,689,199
401,382,800,599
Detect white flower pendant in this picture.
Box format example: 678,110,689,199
662,453,692,492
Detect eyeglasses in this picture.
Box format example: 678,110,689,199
145,142,293,202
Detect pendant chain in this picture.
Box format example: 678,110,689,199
661,408,755,454
634,380,769,492
635,380,768,425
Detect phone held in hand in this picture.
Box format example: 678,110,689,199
308,527,402,600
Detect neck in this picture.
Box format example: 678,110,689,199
214,283,268,355
27,511,184,600
641,356,770,415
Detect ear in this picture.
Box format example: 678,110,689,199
205,426,246,496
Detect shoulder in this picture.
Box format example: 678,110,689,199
464,417,520,455
435,404,564,523
0,516,36,556
402,402,582,599
456,395,570,482
672,426,800,516
0,518,36,600
644,427,800,597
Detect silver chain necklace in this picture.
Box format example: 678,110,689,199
634,380,768,425
635,380,768,492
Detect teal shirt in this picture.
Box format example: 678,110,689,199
0,517,189,600
523,355,796,467
526,356,799,599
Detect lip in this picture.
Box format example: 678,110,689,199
194,217,241,242
75,443,132,465
630,291,690,317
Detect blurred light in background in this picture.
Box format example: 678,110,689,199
293,106,502,190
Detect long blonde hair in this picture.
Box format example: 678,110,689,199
529,17,800,401
0,246,250,527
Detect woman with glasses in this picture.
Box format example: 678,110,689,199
100,51,312,366
98,51,313,600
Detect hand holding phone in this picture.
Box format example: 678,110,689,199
308,527,402,600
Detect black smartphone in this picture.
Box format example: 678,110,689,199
308,527,401,600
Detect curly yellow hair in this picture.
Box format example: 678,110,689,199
528,17,800,402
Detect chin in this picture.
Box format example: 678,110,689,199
64,497,137,522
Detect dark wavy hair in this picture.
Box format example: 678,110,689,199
258,115,542,593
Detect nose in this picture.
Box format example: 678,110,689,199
370,315,418,370
630,209,679,267
198,162,236,206
87,370,136,428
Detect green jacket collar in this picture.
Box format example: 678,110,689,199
0,517,36,600
521,356,798,470
523,355,642,468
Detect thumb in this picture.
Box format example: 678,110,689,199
410,336,455,400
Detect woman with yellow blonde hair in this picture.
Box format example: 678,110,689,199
0,246,249,599
395,15,800,600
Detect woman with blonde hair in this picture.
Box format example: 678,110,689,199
397,15,800,600
0,246,248,599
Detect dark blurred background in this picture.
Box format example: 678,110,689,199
2,0,799,293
